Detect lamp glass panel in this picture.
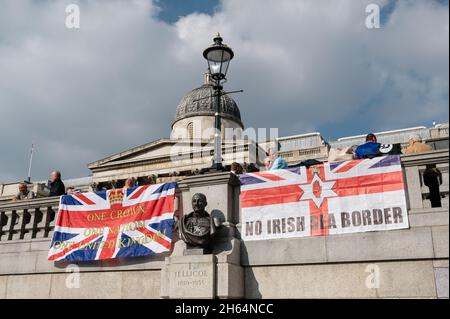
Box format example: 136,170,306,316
206,48,232,63
220,59,230,76
209,61,222,75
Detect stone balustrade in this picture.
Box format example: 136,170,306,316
402,149,449,210
0,197,59,242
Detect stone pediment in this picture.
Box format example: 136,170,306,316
87,139,177,170
87,138,222,170
87,138,267,183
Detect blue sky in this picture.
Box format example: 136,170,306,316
0,0,448,181
156,0,219,23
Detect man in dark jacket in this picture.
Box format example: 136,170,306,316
49,170,66,197
423,164,443,208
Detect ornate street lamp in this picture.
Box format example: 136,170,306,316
203,33,234,170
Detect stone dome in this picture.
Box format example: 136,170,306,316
172,80,243,128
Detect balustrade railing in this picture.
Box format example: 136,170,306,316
0,150,448,244
401,149,449,210
0,197,59,242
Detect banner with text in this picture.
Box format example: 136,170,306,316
240,156,409,241
48,182,176,261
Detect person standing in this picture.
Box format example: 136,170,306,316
49,170,66,197
423,164,443,208
230,162,243,175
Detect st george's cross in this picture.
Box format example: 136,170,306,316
240,155,409,241
48,182,177,262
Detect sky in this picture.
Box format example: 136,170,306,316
0,0,448,182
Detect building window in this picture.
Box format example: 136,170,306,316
187,122,194,139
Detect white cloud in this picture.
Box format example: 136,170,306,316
0,0,448,181
175,0,448,130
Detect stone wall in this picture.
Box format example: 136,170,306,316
0,237,166,298
0,270,161,299
245,260,443,298
241,206,448,298
0,150,448,299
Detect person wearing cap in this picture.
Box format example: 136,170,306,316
404,134,432,154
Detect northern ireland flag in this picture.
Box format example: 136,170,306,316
48,182,176,262
240,156,409,241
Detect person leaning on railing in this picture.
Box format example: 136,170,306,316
12,182,36,201
265,148,288,171
403,134,432,154
354,133,382,159
123,177,136,190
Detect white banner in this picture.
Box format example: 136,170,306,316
240,156,409,241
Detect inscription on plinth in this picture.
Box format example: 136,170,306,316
168,260,215,298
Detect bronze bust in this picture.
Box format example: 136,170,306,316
178,193,217,250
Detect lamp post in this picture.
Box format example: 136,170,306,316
203,33,234,171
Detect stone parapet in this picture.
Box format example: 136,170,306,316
0,150,448,298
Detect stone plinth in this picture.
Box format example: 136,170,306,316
162,254,216,299
160,239,244,299
177,172,241,226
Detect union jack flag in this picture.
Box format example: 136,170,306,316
48,182,176,262
240,155,409,241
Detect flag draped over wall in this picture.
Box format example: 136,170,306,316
48,182,176,262
240,156,409,241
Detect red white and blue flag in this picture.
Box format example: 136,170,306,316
48,182,176,262
240,156,409,241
